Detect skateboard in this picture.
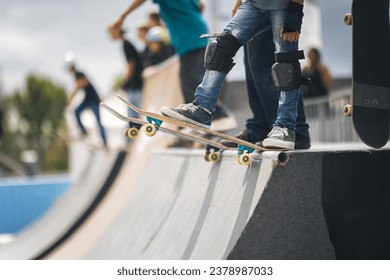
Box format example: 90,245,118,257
343,0,390,148
114,94,289,165
100,102,240,164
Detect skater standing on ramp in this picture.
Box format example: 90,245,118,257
221,1,311,150
160,0,307,150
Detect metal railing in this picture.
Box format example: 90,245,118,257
303,87,359,143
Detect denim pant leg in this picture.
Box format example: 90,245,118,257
270,9,301,131
75,100,89,134
126,89,142,119
195,2,271,113
295,90,311,142
89,101,108,145
179,47,206,104
244,28,279,141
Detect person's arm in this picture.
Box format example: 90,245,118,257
125,60,136,81
198,0,205,13
113,0,147,28
66,87,78,107
280,0,304,42
232,0,242,17
66,78,89,107
319,65,333,89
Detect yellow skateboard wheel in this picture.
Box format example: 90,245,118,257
124,127,139,139
344,104,352,116
237,153,253,166
145,123,157,137
207,152,220,163
344,13,352,25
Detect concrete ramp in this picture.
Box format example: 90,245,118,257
83,150,281,259
46,148,336,260
47,144,390,260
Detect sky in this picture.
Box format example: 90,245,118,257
0,0,353,96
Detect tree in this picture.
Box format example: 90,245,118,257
0,74,69,174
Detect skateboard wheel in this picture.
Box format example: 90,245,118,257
237,153,253,166
344,104,352,116
124,127,139,139
207,152,220,163
344,13,352,25
145,124,157,137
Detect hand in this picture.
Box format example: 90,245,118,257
232,0,241,17
279,27,300,42
281,2,304,42
112,17,124,30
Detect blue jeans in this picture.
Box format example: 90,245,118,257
125,89,142,119
194,2,301,130
75,100,107,145
244,29,310,142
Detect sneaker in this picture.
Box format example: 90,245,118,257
256,140,310,150
263,126,295,150
220,128,258,148
161,101,213,129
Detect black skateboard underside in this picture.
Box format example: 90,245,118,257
351,0,390,148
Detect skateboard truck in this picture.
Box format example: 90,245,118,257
205,145,222,163
145,116,163,137
236,145,254,165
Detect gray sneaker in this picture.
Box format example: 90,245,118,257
161,101,213,129
263,126,295,150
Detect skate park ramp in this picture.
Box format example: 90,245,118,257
44,144,390,260
1,58,389,260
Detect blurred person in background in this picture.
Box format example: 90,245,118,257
302,47,332,98
108,25,144,118
65,57,108,149
142,26,175,67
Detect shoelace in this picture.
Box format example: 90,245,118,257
179,103,197,113
272,126,289,138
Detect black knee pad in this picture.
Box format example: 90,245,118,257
271,50,305,91
203,32,241,74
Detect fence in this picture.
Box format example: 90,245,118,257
303,87,359,143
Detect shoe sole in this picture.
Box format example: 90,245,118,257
161,107,211,130
263,138,295,150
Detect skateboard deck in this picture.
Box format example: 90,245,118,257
344,0,390,148
101,102,238,164
114,94,289,165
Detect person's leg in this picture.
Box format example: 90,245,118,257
263,9,302,149
195,3,271,112
270,10,300,131
127,89,142,119
245,28,279,141
179,47,206,104
90,101,108,146
162,3,271,128
74,101,89,135
295,89,311,148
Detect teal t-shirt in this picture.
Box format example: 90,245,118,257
248,0,290,10
153,0,208,55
